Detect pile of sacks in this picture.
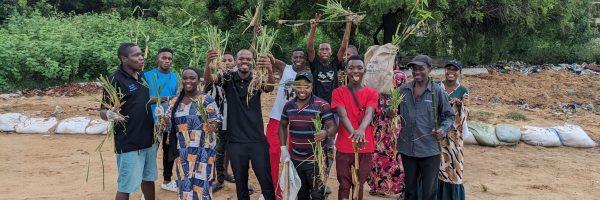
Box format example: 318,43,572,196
465,121,597,148
0,113,108,135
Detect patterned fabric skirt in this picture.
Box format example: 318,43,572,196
367,95,405,196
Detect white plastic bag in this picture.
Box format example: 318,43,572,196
55,116,91,134
551,124,597,148
278,158,301,200
521,126,562,147
86,119,109,135
0,113,28,132
16,117,58,134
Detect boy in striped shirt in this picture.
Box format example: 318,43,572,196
279,71,337,200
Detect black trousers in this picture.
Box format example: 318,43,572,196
228,141,275,200
401,154,441,200
215,130,230,183
293,160,326,200
161,131,174,182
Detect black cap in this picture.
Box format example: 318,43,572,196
294,71,314,83
407,54,432,68
445,60,462,70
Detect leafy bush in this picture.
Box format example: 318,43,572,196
0,12,193,91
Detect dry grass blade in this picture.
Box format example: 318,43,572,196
310,111,327,192
318,0,365,24
391,0,433,47
86,75,126,190
247,27,278,101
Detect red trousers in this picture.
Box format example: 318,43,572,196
266,118,282,199
336,152,373,200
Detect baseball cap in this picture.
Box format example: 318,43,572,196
407,54,432,68
445,60,462,70
294,71,314,83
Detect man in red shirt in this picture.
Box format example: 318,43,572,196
331,55,379,200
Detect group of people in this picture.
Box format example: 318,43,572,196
100,17,470,200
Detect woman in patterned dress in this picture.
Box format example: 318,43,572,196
368,56,408,197
437,60,469,200
163,67,222,200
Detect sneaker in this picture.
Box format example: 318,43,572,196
224,174,236,183
161,180,178,192
248,184,254,195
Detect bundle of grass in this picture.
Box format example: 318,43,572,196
196,95,218,143
310,112,327,191
140,75,166,144
247,27,278,100
87,75,126,190
318,0,365,24
388,88,405,136
201,25,229,82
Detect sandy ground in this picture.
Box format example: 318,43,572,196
1,70,599,200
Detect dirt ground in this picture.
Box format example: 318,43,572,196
1,70,599,200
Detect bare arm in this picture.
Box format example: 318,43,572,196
358,106,375,131
279,118,289,146
307,13,321,63
335,106,355,136
324,119,337,138
268,53,286,77
337,19,352,64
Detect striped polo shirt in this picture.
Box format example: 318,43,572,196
281,95,335,161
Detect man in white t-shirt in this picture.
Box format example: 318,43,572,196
265,48,308,197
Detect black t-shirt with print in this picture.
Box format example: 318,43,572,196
310,57,340,103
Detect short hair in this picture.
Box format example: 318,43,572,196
236,49,253,59
347,55,364,63
157,48,173,55
223,51,234,56
292,47,306,55
117,43,138,62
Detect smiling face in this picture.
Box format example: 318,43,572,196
291,51,306,72
182,69,199,94
222,54,235,70
445,65,460,82
293,78,312,101
236,50,253,74
411,64,430,83
346,59,365,85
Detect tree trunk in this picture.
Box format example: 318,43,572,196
382,12,398,44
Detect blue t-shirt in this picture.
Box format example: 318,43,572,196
143,68,179,124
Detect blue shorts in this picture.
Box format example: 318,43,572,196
116,144,158,193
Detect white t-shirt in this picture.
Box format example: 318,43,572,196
269,65,298,120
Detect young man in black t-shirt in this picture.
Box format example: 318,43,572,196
307,13,352,103
203,49,277,200
100,43,157,200
307,13,353,195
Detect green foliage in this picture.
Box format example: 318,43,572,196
0,0,598,91
0,12,192,91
